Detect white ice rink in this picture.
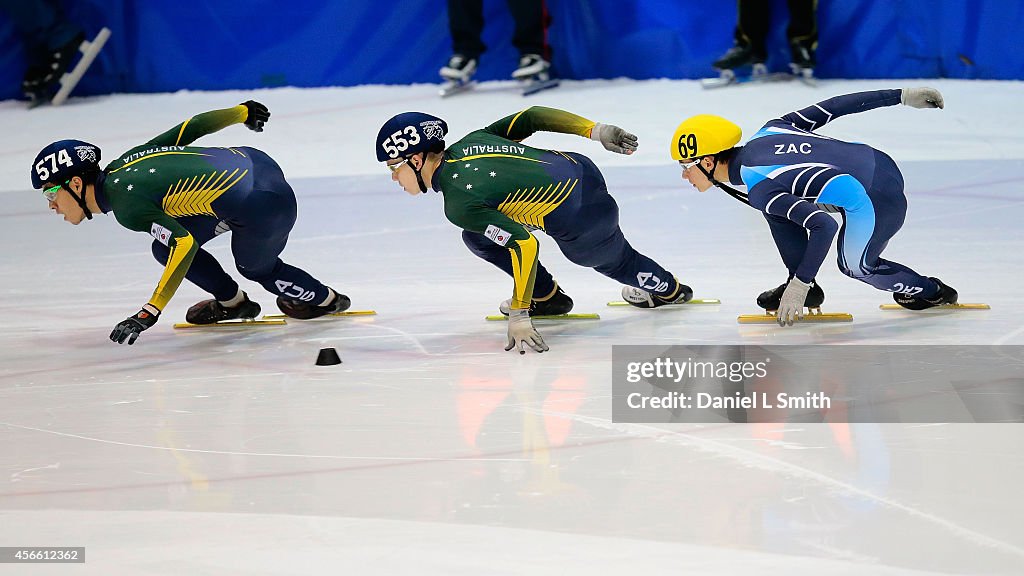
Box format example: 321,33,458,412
1,79,1023,574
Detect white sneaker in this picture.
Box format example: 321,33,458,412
512,54,550,79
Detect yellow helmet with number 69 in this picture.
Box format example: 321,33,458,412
669,115,742,161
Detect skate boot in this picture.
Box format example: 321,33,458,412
712,42,766,71
277,288,351,320
22,31,85,101
789,38,816,71
440,53,478,82
499,285,574,317
186,292,262,325
512,53,551,80
893,278,958,310
788,38,816,80
757,280,825,311
621,280,694,309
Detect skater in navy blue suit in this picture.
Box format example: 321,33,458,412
670,88,958,326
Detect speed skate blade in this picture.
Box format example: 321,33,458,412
261,310,377,320
738,308,853,324
879,303,990,310
174,318,286,329
486,313,600,321
701,71,792,90
440,80,476,98
607,298,721,306
51,27,111,106
522,78,560,96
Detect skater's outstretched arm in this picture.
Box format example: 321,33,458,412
146,101,271,147
778,88,943,132
483,107,637,154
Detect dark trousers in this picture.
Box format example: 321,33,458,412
462,153,679,299
0,0,81,54
734,0,817,56
447,0,551,59
765,150,939,298
151,148,331,305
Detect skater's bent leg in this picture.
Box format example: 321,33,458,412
151,241,239,301
837,208,939,297
764,213,808,278
553,192,679,297
462,230,556,298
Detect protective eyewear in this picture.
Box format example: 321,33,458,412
42,180,69,201
679,159,701,171
387,158,411,173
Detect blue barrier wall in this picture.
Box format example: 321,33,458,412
1,0,1020,100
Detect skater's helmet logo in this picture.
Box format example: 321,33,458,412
31,139,101,189
670,115,741,161
421,120,445,141
75,145,98,163
376,112,448,162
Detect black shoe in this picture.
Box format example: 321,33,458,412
186,292,261,324
22,32,85,98
277,289,351,320
893,278,958,310
757,280,825,311
789,38,816,71
500,285,574,316
712,43,766,70
621,280,694,309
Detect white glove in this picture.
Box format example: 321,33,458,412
901,87,944,109
776,278,812,327
590,123,638,155
504,308,548,354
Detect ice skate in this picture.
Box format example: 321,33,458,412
890,278,961,310
439,54,478,98
185,292,262,325
620,281,694,309
756,280,825,312
277,289,352,320
513,54,560,96
491,285,592,320
739,280,851,323
788,38,818,87
702,42,795,90
173,292,285,328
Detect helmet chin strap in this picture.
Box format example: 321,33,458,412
410,152,441,194
410,153,429,194
697,156,749,206
62,179,93,220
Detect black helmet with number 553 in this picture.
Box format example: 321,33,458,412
376,112,448,162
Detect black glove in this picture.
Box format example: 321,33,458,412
241,100,270,132
110,305,160,345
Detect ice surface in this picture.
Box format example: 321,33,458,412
1,79,1022,575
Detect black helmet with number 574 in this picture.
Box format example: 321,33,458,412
376,112,448,162
31,139,102,189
